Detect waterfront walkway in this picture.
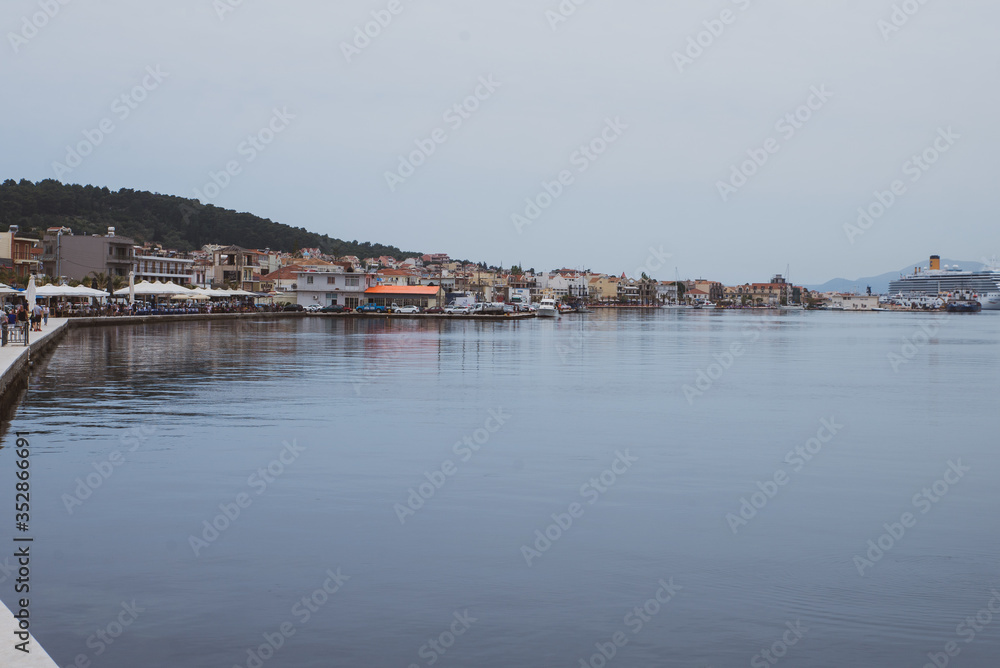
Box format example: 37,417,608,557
0,318,69,668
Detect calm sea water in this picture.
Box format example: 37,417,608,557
2,310,999,667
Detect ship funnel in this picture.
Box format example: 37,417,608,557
930,255,941,271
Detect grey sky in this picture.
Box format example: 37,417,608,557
3,0,997,284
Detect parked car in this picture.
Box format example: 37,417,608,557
304,304,322,312
444,304,471,314
424,306,444,314
392,304,421,314
282,304,304,312
320,305,350,313
356,303,387,313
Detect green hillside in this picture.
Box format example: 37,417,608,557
0,179,420,259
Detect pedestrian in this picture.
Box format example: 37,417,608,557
42,304,49,326
31,302,42,331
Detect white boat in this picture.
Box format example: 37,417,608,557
536,298,559,318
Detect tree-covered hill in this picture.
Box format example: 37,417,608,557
0,179,420,259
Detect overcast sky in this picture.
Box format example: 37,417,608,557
3,0,998,284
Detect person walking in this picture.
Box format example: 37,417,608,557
43,304,49,326
31,303,42,331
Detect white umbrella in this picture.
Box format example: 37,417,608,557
171,293,208,301
0,283,18,295
116,280,172,296
128,270,135,306
35,284,77,297
69,285,109,298
159,281,193,294
26,275,36,305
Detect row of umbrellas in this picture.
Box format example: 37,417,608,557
0,278,258,305
112,280,256,301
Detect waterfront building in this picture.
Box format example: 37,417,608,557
691,279,725,302
211,245,262,291
0,225,41,278
41,226,135,281
364,285,444,309
133,245,195,284
587,275,619,303
828,293,880,310
656,281,679,304
728,275,789,306
295,268,372,308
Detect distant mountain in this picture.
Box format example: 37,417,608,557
804,258,987,294
0,179,421,259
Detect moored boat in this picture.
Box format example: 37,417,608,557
537,298,559,318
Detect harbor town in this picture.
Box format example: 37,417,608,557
0,226,987,318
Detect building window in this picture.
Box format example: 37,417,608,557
345,277,359,287
327,276,336,284
306,276,314,284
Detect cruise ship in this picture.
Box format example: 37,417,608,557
888,255,1000,310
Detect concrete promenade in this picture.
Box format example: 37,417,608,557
0,318,69,668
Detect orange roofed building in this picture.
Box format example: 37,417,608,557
364,285,443,308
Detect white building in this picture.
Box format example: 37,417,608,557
295,269,372,308
656,281,679,304
134,249,195,284
829,293,880,310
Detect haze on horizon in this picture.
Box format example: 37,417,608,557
2,0,997,285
